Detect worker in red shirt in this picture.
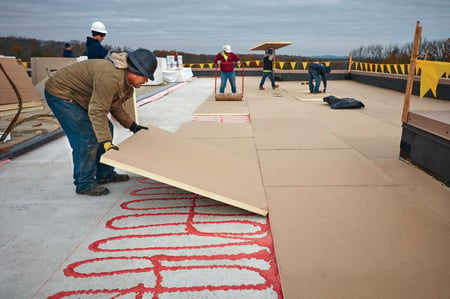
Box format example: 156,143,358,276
214,45,240,93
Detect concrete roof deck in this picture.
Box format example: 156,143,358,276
0,77,449,298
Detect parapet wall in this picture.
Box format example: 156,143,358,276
192,68,450,100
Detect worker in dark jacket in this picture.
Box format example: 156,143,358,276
62,43,76,58
86,21,109,59
259,48,279,90
308,62,331,93
45,49,157,196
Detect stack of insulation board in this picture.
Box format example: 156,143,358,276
0,57,42,116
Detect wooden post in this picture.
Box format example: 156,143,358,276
401,21,422,123
348,53,353,72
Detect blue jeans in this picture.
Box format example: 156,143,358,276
259,71,275,88
45,90,115,193
308,69,321,92
220,71,237,93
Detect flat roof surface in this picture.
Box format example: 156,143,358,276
1,77,449,298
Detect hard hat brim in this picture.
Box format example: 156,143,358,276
128,52,155,81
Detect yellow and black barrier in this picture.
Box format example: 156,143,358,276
415,60,450,98
184,60,332,70
351,61,411,75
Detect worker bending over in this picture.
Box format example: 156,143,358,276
308,62,331,93
45,49,157,196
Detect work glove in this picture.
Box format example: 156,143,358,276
129,122,148,133
102,140,119,152
217,60,221,65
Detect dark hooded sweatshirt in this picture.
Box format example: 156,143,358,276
86,36,108,59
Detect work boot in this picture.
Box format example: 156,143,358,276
97,173,130,185
77,185,110,196
259,87,265,90
273,85,279,89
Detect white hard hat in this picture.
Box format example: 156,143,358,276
223,45,232,53
91,21,107,34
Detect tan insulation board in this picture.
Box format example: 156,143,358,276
177,122,254,138
30,57,77,85
0,58,42,109
247,100,307,118
294,96,324,102
101,127,268,216
342,136,402,159
252,118,349,150
188,138,259,161
374,159,450,220
193,98,249,115
0,104,43,117
304,108,402,139
266,186,450,299
249,41,293,51
282,87,310,93
258,149,393,186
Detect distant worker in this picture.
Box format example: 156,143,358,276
86,21,109,59
259,48,279,90
62,43,75,58
308,62,331,93
44,49,157,196
214,45,240,93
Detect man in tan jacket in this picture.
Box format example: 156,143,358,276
45,48,157,196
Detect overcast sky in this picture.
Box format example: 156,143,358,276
0,0,448,56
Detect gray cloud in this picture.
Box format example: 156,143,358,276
0,0,448,56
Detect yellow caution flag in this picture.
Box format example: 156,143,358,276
416,60,450,98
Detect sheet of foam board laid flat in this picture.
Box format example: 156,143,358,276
266,186,450,299
101,126,268,216
193,96,249,115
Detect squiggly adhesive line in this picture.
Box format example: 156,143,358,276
48,179,283,298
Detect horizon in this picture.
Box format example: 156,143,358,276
0,1,448,57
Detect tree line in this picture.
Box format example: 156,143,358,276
0,36,127,61
1,36,448,66
0,36,312,64
350,38,449,63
